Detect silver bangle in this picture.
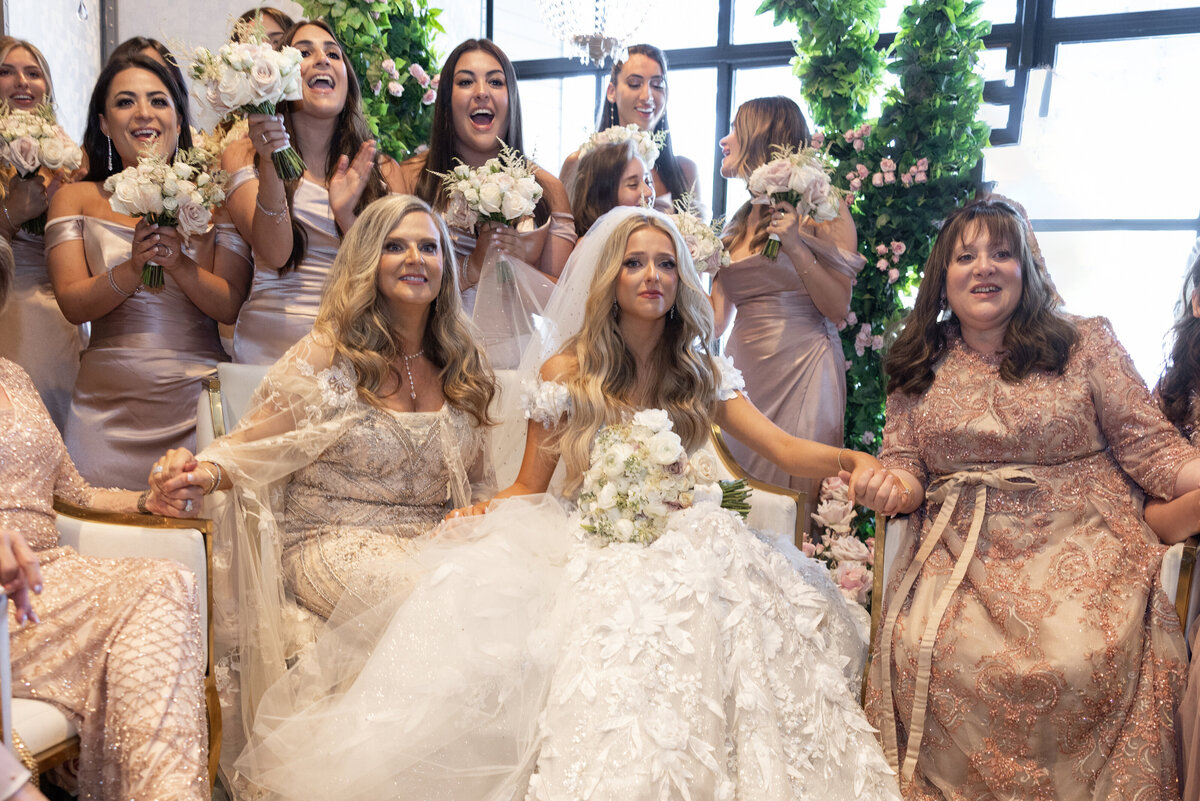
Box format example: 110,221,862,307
1,200,15,230
205,462,224,495
107,267,140,297
255,194,289,224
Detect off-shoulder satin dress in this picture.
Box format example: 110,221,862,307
228,167,341,365
44,216,243,489
0,230,85,431
721,238,864,503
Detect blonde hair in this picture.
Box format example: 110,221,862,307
0,37,54,105
552,212,718,493
314,195,496,425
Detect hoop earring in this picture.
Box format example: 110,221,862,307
106,135,113,171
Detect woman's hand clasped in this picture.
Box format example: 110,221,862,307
147,448,206,517
1,528,43,625
248,113,290,163
132,219,191,274
841,464,913,516
443,500,492,521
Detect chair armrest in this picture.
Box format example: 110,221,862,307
1162,535,1200,649
709,424,805,546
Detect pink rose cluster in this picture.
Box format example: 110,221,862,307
873,241,906,284
853,322,885,357
808,476,875,606
841,123,871,152
872,155,929,189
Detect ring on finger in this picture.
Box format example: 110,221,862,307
261,133,269,144
152,465,164,474
184,499,194,512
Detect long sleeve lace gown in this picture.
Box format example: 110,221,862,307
234,356,900,801
0,357,208,801
868,317,1195,800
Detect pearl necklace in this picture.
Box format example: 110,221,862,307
400,349,424,402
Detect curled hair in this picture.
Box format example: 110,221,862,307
108,37,188,99
551,212,718,493
721,96,810,253
313,195,495,425
598,45,690,200
275,19,388,273
0,236,12,312
0,37,54,104
884,196,1077,396
83,54,194,183
1157,251,1200,437
569,140,639,237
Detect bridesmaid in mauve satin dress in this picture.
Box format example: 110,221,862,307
712,97,864,511
45,55,251,489
0,37,85,433
221,19,407,365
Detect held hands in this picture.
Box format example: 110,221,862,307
132,219,192,273
147,448,207,517
248,113,290,164
1,528,43,625
839,454,913,516
443,500,492,521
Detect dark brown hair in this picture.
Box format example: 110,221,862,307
83,54,194,183
234,6,296,40
720,96,810,252
598,45,689,200
1157,251,1200,437
884,196,1077,396
108,37,188,99
569,140,638,237
275,19,388,272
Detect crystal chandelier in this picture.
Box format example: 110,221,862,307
536,0,656,66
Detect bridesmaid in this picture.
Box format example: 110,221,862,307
234,6,295,46
0,36,84,432
46,54,251,488
712,96,864,510
398,38,575,295
559,44,702,217
223,18,406,365
568,139,655,237
108,36,189,95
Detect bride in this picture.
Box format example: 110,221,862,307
236,206,901,800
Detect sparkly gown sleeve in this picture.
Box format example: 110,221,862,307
0,357,208,801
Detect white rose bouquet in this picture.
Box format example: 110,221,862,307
0,103,84,234
746,144,843,259
104,147,227,290
579,410,750,546
668,195,729,276
188,33,305,180
577,123,665,168
435,143,542,233
807,476,874,607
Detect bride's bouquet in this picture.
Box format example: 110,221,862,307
577,123,664,168
104,148,227,290
0,104,84,234
436,143,542,233
668,195,729,275
188,34,305,180
747,145,842,259
579,410,750,546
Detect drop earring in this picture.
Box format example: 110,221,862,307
106,135,113,171
611,298,619,318
668,305,676,321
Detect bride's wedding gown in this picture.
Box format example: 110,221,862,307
236,369,899,801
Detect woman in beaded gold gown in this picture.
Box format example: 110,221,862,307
854,198,1200,800
222,19,407,365
45,54,251,489
150,195,497,790
0,237,209,801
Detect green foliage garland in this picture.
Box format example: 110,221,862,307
757,0,992,537
298,0,443,161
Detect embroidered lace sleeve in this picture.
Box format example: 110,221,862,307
714,354,746,401
522,377,571,427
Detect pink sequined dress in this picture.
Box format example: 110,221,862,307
0,357,209,801
869,317,1196,800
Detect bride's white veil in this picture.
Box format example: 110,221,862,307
491,205,676,488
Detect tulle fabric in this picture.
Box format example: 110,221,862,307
236,494,572,801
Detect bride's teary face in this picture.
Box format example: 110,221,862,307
100,67,180,168
377,211,444,310
615,225,678,323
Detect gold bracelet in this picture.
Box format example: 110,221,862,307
837,448,849,472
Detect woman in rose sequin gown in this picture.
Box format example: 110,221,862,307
855,198,1200,800
712,97,864,509
0,238,209,801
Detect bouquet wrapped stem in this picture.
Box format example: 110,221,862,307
761,191,807,261
244,101,305,181
719,478,751,519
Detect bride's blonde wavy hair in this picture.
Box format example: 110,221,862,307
314,195,495,425
552,213,719,493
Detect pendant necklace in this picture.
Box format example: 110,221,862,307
401,349,424,402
